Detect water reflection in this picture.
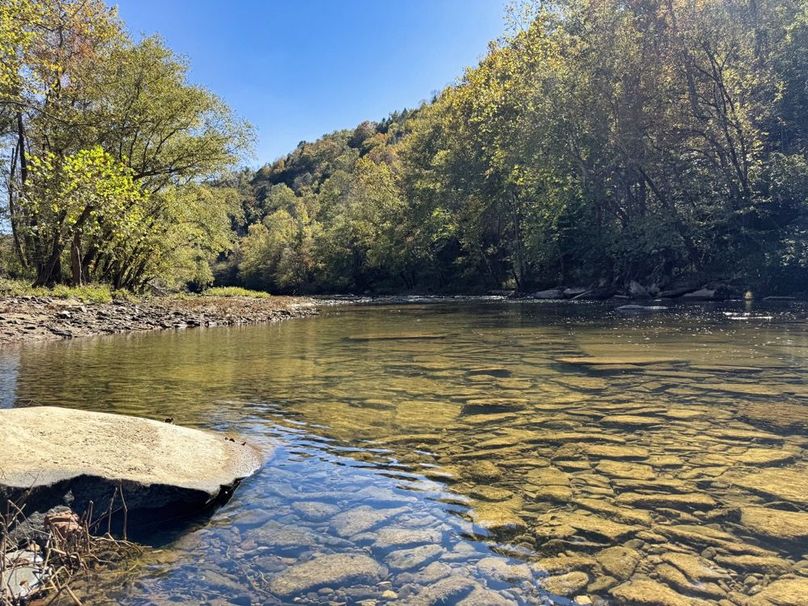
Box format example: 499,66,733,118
5,301,808,604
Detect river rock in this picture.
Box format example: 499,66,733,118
581,444,650,459
728,468,808,504
0,406,262,515
292,501,340,522
533,555,598,575
595,546,641,580
385,544,444,570
610,578,696,606
746,578,808,606
660,552,728,582
536,511,637,542
457,587,518,606
330,505,407,537
268,553,387,597
616,492,716,511
596,460,655,480
600,415,660,428
476,557,532,582
469,503,527,533
575,497,653,525
736,448,796,466
542,571,589,596
740,507,808,541
526,466,571,486
372,527,443,549
713,554,793,574
654,563,726,599
409,576,479,605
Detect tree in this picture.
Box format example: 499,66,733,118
1,0,251,288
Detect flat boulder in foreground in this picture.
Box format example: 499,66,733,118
0,406,263,515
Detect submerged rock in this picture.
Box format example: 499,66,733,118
615,491,717,511
372,527,443,550
595,546,641,580
746,578,808,606
740,507,808,541
385,544,444,570
714,554,792,575
409,576,479,605
268,553,387,597
596,460,655,480
728,468,808,504
476,557,532,582
660,552,728,582
0,406,262,515
611,578,696,606
536,511,638,542
330,506,408,538
542,571,589,596
469,503,527,534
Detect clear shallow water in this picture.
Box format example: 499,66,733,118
4,301,808,605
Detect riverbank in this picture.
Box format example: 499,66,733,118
0,294,320,345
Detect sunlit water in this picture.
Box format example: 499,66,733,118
4,301,808,605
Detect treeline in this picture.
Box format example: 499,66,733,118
3,0,806,295
0,0,249,289
221,0,808,295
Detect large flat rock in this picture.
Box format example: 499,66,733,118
0,406,263,515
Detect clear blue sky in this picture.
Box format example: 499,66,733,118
112,0,509,166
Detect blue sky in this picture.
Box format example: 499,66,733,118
113,0,509,166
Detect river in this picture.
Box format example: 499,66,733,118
4,300,808,605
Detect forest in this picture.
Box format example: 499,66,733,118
3,0,808,295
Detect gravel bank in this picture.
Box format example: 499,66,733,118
0,295,321,344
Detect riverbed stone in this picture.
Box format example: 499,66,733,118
385,545,444,570
470,503,527,533
0,406,263,514
727,468,808,504
580,444,650,459
476,557,532,582
746,578,808,606
575,497,653,525
600,414,660,428
596,460,655,480
372,527,443,549
409,576,479,605
292,501,340,522
610,578,696,606
330,506,407,537
457,587,518,606
655,563,726,599
616,492,717,511
533,555,598,575
736,448,796,466
395,561,453,585
713,554,793,575
661,552,728,582
739,507,808,541
268,553,387,597
526,466,571,486
536,511,637,542
595,546,641,580
542,571,590,596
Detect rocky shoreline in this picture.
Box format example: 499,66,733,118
0,295,321,345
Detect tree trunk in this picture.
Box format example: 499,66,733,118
71,232,83,286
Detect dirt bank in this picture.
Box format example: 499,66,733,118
0,295,320,345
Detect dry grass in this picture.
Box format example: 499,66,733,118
1,491,141,606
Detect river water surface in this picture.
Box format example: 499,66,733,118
4,301,808,605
